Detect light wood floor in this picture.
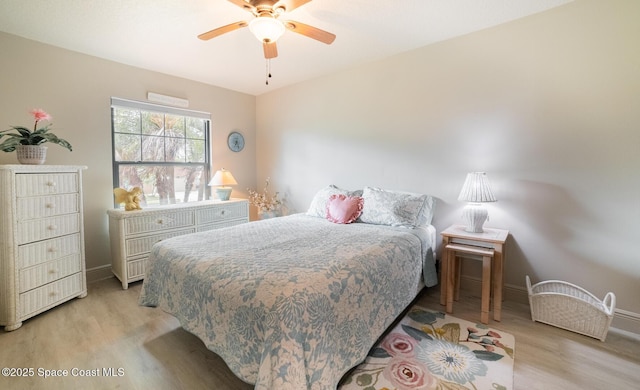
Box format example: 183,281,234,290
1,278,638,390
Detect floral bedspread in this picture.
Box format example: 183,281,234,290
139,214,437,389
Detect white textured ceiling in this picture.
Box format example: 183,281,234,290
0,0,572,96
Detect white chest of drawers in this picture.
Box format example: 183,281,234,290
107,199,249,289
0,165,87,331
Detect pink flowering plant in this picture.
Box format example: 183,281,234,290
0,109,72,152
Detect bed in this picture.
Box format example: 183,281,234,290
139,186,437,389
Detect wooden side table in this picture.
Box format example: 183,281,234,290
440,224,509,323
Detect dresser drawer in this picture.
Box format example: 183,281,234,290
198,218,246,232
16,173,78,197
125,227,196,257
198,202,248,224
17,214,80,245
19,254,82,293
18,233,81,268
19,273,83,318
127,257,147,280
17,193,79,220
124,211,195,235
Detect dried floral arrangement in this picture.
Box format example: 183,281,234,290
247,177,282,212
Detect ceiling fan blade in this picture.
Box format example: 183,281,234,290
227,0,255,12
284,20,336,44
198,21,248,40
273,0,312,13
263,41,278,59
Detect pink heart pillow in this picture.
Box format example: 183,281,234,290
326,194,364,224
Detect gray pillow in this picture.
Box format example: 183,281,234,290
359,187,434,227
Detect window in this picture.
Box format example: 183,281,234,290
111,97,211,207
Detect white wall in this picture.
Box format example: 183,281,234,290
256,0,640,331
0,32,257,278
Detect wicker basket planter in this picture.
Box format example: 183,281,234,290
16,145,47,165
526,275,615,341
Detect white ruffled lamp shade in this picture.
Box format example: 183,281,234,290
457,172,497,233
208,168,238,201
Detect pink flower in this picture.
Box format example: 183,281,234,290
30,109,52,123
381,333,416,357
383,357,436,390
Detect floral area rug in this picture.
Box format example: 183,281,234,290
339,306,515,390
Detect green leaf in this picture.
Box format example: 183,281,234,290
368,347,391,358
0,137,21,152
0,126,30,135
3,133,27,139
15,128,31,137
341,375,352,385
408,309,441,324
30,135,46,145
402,324,433,341
35,133,73,151
473,350,504,361
355,373,372,386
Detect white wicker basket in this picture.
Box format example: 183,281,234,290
16,145,47,165
526,275,615,341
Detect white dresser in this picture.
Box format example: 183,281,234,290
0,165,87,331
107,199,249,289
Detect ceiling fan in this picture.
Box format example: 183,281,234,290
198,0,336,59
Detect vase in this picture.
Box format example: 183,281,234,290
258,210,277,220
16,145,47,165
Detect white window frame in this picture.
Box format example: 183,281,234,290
110,97,212,207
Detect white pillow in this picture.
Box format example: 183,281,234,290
359,187,434,227
306,185,360,218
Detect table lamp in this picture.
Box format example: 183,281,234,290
208,168,237,201
457,172,497,233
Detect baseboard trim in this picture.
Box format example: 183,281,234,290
611,309,640,337
458,275,528,304
87,264,114,284
458,275,640,336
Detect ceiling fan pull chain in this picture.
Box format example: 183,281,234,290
265,59,272,85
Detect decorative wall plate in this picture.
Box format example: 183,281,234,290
228,131,244,152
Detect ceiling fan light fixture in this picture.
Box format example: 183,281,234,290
249,16,285,43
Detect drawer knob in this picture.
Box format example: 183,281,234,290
45,203,54,209
46,181,57,187
49,291,58,297
47,247,57,253
48,225,58,231
157,219,163,225
221,210,225,215
48,269,57,275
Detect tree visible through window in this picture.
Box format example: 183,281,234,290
111,97,211,207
